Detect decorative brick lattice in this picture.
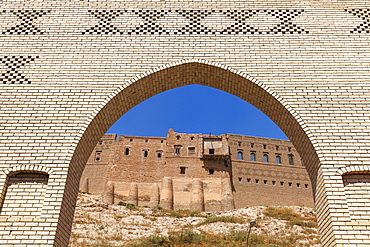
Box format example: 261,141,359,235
83,10,123,35
265,10,308,34
128,9,171,35
3,10,50,35
346,9,370,33
0,56,38,84
220,10,260,34
175,10,215,34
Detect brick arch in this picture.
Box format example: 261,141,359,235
56,60,328,245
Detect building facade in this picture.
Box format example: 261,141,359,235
80,129,314,210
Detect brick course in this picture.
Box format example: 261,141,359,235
1,0,370,246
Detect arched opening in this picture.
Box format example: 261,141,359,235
57,61,324,245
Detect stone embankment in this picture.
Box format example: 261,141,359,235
69,193,321,247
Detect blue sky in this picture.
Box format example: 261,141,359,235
107,84,288,140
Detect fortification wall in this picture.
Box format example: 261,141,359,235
80,130,314,209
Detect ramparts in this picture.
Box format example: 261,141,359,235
80,129,314,210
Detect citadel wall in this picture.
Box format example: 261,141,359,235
80,129,314,209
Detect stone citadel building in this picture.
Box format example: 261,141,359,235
80,129,314,210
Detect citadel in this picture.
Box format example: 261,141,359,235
80,129,314,210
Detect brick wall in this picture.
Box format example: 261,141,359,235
81,130,314,209
1,0,370,246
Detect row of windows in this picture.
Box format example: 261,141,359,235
178,167,215,175
237,177,309,188
176,135,195,140
237,142,292,152
124,148,163,158
237,152,294,165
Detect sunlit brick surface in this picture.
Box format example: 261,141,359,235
1,0,370,246
0,173,48,218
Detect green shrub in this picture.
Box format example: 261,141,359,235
152,205,164,211
117,201,127,206
126,204,136,210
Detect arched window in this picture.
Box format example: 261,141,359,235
288,154,294,165
143,150,148,157
125,148,130,155
276,155,281,164
263,154,269,163
250,153,256,161
237,151,243,160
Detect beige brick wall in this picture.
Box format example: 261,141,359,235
1,0,370,246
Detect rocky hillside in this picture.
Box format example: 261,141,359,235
69,193,321,247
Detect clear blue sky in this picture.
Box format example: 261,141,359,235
107,84,288,140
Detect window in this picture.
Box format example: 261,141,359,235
263,144,267,149
130,139,133,142
190,137,194,140
176,135,181,140
288,154,294,165
180,167,186,174
238,142,241,146
145,139,148,142
263,154,269,163
238,177,242,182
255,179,259,183
297,183,300,188
305,184,308,188
143,150,148,157
188,147,195,155
272,181,276,185
247,178,251,183
275,155,281,164
288,182,292,187
95,151,101,161
288,147,292,152
237,151,243,160
209,149,215,154
250,143,254,148
157,152,162,158
275,146,279,151
250,152,256,161
208,169,214,175
99,141,103,145
161,140,164,143
280,181,284,186
264,180,267,184
125,148,130,156
174,146,181,155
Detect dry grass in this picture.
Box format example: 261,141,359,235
69,194,320,247
263,206,317,228
197,215,245,226
125,230,320,247
170,209,203,218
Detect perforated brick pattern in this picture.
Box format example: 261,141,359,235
0,56,38,84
